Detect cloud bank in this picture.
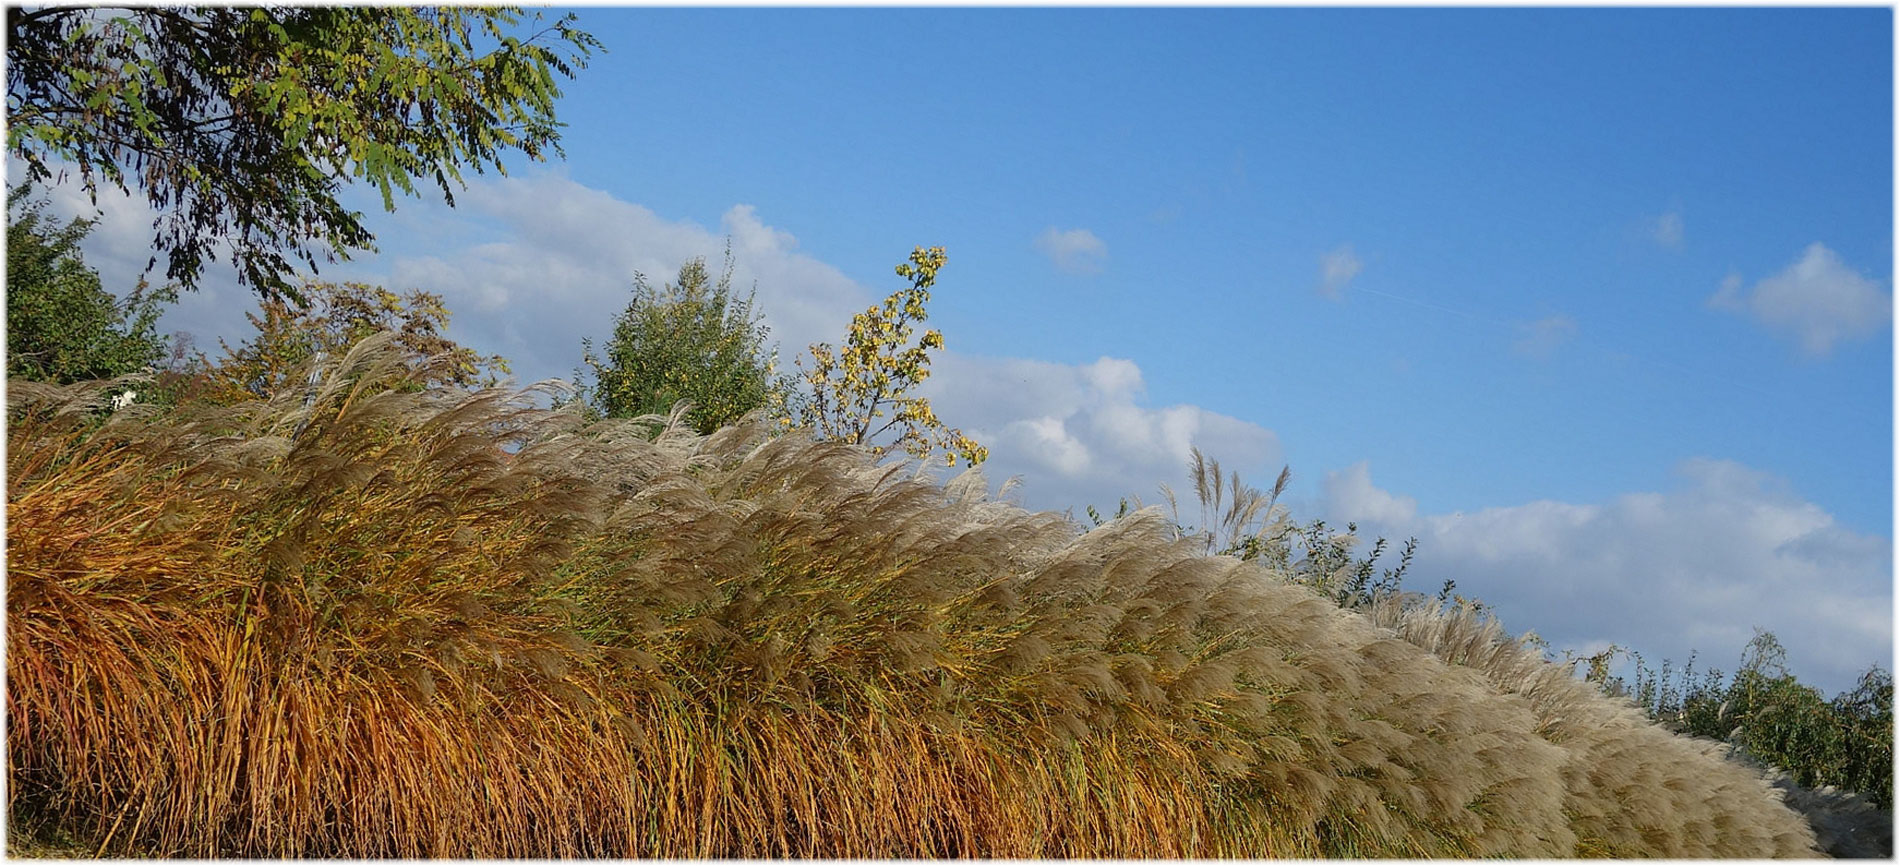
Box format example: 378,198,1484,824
30,172,260,357
923,352,1281,515
1320,459,1892,696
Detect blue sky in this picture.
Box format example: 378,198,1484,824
53,8,1892,694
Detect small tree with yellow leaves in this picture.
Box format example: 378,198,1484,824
793,246,987,467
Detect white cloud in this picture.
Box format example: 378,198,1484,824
1652,210,1684,250
1319,459,1892,697
1708,242,1891,356
923,352,1281,515
26,173,259,355
1034,227,1107,274
1323,461,1418,526
1512,315,1577,360
38,178,165,278
1318,244,1361,299
364,175,871,388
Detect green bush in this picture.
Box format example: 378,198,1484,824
581,248,785,434
5,187,174,385
1603,630,1892,809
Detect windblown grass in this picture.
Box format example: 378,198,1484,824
1365,598,1877,858
7,338,1822,857
1769,772,1892,858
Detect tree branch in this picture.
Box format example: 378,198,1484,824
11,5,92,26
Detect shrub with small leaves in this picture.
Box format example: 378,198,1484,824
5,187,175,385
1595,629,1893,811
581,248,786,434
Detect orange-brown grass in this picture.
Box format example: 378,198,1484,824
7,338,1821,857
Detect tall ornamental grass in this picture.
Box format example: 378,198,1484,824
1367,598,1883,858
7,339,1821,857
1365,598,1827,857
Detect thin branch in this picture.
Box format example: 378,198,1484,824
10,5,93,26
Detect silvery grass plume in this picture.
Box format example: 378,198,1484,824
1766,773,1892,858
1365,597,1830,857
8,338,1822,857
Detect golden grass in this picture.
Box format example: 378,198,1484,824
7,338,1823,857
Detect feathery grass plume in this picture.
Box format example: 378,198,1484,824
7,340,1824,856
1764,769,1893,858
1159,446,1292,559
1365,597,1824,857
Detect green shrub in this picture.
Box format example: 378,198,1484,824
581,247,785,433
1606,631,1893,810
5,188,174,385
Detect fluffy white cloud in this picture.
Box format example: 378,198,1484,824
923,352,1281,515
369,175,871,387
1652,210,1684,249
1708,242,1891,356
1318,244,1361,299
1319,459,1892,696
1034,226,1107,274
1512,315,1577,360
36,176,169,280
1323,461,1418,526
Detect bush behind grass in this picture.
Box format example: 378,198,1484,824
1600,636,1893,857
1605,634,1893,812
7,339,1820,857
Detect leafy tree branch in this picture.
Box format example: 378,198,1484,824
6,6,600,302
792,246,986,467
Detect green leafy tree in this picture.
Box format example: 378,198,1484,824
6,6,599,301
6,188,174,383
793,246,987,467
581,251,785,434
1718,632,1890,806
204,280,509,404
